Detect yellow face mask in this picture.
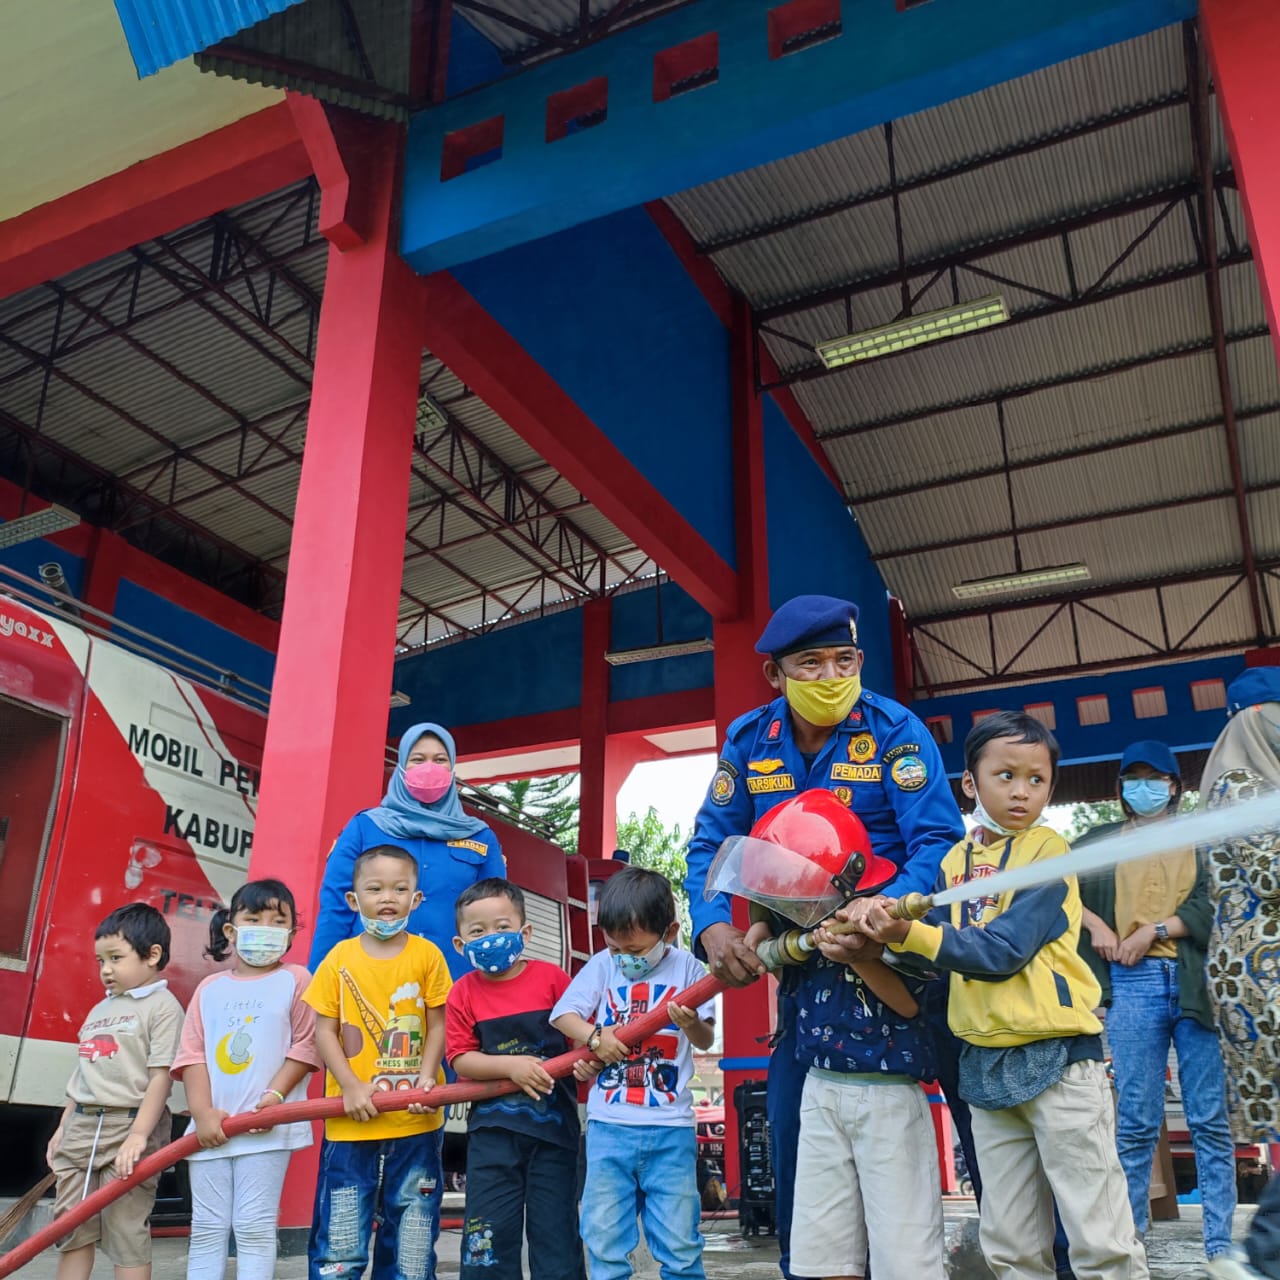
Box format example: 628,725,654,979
784,674,862,727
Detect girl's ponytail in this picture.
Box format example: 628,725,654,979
205,906,232,961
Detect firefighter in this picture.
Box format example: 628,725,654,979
684,594,964,1278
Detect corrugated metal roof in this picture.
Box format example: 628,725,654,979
666,20,1273,691
114,0,307,77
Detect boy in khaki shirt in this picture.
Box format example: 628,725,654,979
46,903,184,1280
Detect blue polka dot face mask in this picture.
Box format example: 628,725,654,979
462,930,526,975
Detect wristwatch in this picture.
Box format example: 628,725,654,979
587,1025,603,1053
1153,921,1170,942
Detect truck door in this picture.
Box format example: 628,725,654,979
0,604,88,1100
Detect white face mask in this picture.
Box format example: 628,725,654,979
232,925,291,968
970,798,1042,839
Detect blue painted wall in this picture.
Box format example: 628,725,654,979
445,10,514,98
762,396,892,693
112,580,276,694
392,608,584,737
911,655,1244,777
609,583,714,703
0,540,86,601
407,0,1196,270
390,584,716,738
452,206,735,568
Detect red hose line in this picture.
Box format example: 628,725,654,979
0,972,725,1276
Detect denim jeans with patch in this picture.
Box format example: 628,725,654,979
580,1121,704,1280
308,1131,442,1280
1107,958,1237,1258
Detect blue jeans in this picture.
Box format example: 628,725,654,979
1107,958,1237,1257
308,1132,443,1280
580,1122,704,1280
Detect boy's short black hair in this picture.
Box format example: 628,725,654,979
597,866,676,938
455,878,526,927
352,845,419,887
964,710,1061,785
95,903,171,970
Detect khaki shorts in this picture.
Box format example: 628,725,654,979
50,1107,170,1266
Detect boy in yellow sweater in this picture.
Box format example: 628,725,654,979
861,711,1147,1280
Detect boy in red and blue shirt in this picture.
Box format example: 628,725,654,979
445,878,585,1280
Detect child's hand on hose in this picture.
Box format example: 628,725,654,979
573,1058,604,1082
194,1107,231,1148
407,1075,439,1114
860,900,911,945
342,1079,380,1122
506,1055,555,1099
668,1003,701,1031
114,1132,148,1178
593,1027,628,1064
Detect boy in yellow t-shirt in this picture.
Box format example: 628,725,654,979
304,845,452,1280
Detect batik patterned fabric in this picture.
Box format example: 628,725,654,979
1204,767,1280,1142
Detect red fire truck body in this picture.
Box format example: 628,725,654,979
0,595,591,1146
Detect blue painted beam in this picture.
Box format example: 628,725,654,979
911,655,1244,777
403,0,1196,272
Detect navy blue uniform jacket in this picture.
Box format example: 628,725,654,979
686,691,963,951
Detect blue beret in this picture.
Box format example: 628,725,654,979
1227,667,1280,714
755,594,860,658
1119,739,1179,778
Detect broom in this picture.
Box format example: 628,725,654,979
0,1175,54,1251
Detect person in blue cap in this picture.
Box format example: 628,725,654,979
683,594,964,1278
1073,740,1236,1274
1200,668,1280,1280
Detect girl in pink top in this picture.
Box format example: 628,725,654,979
171,879,320,1280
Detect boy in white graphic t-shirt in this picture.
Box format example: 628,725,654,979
552,867,715,1280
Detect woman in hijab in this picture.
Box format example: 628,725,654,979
308,722,505,976
1200,669,1280,1280
1075,741,1235,1269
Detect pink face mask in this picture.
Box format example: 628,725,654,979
404,761,453,804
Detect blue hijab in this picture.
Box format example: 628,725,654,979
366,722,488,842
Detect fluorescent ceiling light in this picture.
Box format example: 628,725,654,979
816,295,1008,369
952,563,1091,600
604,638,714,666
419,393,448,433
389,690,412,707
0,504,79,550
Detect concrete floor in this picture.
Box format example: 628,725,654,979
2,1201,1257,1279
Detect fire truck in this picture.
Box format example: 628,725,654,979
0,571,592,1201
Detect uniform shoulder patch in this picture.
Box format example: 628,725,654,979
766,718,782,742
710,761,737,806
890,754,928,792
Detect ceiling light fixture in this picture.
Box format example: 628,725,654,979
389,690,412,707
952,563,1091,600
0,504,80,550
816,295,1008,369
604,638,714,666
419,393,448,433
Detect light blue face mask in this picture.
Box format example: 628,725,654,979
1122,778,1173,818
360,912,409,941
462,930,525,975
614,937,667,981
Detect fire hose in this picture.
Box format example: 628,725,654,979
0,973,725,1277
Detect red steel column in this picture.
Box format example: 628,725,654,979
249,118,424,1233
578,599,613,861
719,297,775,1199
1202,0,1280,362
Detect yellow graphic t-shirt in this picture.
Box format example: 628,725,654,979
305,934,452,1141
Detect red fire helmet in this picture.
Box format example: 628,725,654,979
738,790,898,922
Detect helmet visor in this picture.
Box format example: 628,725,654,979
704,834,851,929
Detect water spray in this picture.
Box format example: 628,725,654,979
756,789,1280,964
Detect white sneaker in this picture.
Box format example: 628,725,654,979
1205,1247,1264,1279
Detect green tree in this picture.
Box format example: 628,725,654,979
615,807,692,945
483,774,581,852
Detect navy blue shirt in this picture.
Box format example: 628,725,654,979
309,812,505,976
686,690,964,950
794,954,936,1080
